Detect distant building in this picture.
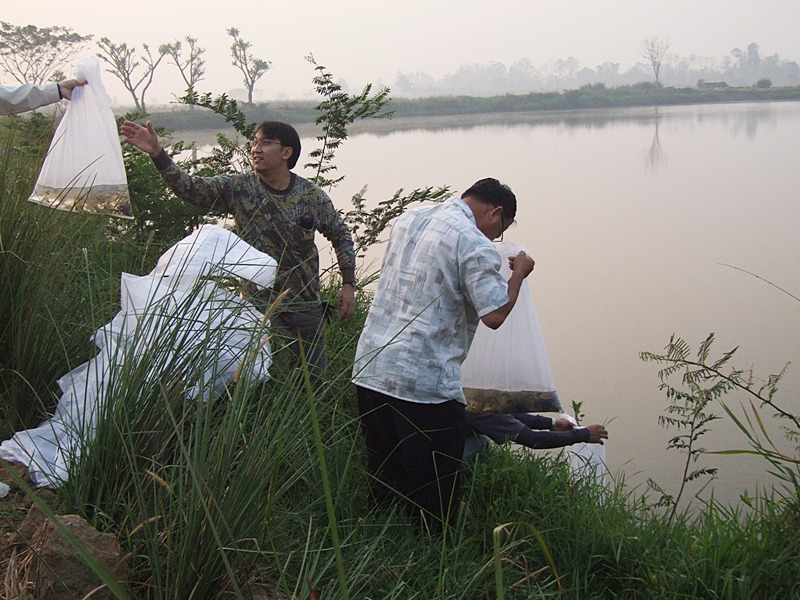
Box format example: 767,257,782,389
697,79,729,90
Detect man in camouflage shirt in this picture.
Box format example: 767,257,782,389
121,119,357,386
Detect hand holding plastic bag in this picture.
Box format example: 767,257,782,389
461,240,562,413
29,56,132,219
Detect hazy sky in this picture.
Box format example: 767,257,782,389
5,0,800,104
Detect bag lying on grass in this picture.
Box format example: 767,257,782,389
0,225,277,488
28,56,132,219
565,440,607,487
461,240,562,413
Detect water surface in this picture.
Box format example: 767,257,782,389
179,101,800,506
312,102,800,506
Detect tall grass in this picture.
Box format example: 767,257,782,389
6,271,800,598
2,116,798,598
0,117,123,435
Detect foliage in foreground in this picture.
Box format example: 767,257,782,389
2,270,799,598
9,372,800,598
0,115,121,434
0,112,208,436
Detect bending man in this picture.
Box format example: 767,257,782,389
352,178,535,530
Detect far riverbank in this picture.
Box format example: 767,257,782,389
141,83,800,137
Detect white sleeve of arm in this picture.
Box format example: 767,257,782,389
0,83,60,115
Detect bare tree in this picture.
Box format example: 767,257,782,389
643,36,671,86
227,27,271,104
545,57,579,91
0,21,91,84
162,37,206,94
97,38,167,111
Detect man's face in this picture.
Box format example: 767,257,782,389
250,133,290,173
480,205,510,242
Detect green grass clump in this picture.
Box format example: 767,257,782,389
2,111,798,600
0,116,124,435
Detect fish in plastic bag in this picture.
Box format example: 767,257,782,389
461,240,562,413
28,56,132,219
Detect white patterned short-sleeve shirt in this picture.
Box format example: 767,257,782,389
352,197,509,404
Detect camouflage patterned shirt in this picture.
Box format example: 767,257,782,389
154,151,356,312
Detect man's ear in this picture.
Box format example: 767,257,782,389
282,146,293,162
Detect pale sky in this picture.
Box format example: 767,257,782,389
5,0,800,105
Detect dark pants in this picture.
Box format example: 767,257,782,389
356,385,466,529
269,304,327,389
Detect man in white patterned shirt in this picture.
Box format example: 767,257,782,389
0,80,85,115
352,178,535,530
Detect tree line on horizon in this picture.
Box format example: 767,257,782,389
391,41,800,97
2,21,799,110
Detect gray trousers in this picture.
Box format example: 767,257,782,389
269,303,327,388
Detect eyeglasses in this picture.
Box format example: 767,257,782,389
251,138,283,150
494,211,505,242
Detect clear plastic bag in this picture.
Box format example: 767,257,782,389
28,56,132,219
461,240,562,413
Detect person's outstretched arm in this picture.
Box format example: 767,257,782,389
0,80,87,115
514,420,608,448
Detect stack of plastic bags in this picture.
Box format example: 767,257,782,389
0,225,277,488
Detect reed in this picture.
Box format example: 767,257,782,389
0,118,122,434
5,294,800,598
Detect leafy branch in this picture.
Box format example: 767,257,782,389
305,54,392,189
642,332,798,512
343,185,451,257
178,90,254,174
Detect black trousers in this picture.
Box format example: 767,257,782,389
356,385,466,528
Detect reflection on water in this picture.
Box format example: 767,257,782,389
174,101,800,508
337,100,793,140
646,107,666,170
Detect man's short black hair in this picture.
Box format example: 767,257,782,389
255,120,302,169
461,178,517,221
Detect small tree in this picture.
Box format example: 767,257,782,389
227,27,270,104
0,21,91,84
161,36,206,109
97,38,167,111
756,78,772,89
642,36,671,86
178,58,449,259
304,54,392,189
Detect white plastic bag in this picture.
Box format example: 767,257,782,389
0,226,276,487
564,442,607,487
461,240,562,413
28,56,132,218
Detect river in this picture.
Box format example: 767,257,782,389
176,100,800,507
